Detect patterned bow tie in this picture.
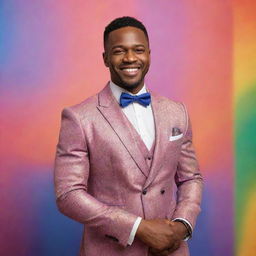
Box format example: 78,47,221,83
119,92,151,107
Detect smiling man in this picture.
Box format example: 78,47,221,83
54,17,203,256
103,25,150,93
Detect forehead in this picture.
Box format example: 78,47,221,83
106,26,149,48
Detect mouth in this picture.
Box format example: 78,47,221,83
120,67,141,76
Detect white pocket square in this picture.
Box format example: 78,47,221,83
169,133,183,141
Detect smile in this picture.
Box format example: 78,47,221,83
120,67,140,76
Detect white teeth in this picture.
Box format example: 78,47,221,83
123,68,138,72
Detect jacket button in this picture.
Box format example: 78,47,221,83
161,189,165,194
142,189,147,195
147,156,152,160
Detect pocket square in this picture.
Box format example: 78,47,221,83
172,127,182,136
169,133,183,141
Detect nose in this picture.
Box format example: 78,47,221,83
123,50,137,63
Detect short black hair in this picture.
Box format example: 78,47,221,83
104,16,149,49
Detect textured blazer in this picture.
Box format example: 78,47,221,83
54,83,203,256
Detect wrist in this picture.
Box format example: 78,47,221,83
136,219,145,238
172,220,189,240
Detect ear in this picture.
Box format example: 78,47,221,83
102,52,109,67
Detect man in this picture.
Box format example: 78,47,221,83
54,16,203,256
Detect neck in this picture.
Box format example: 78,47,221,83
113,81,145,94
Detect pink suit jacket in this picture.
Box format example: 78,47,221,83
54,83,203,256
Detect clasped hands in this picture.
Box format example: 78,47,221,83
136,218,187,256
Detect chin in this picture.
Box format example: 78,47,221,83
121,79,143,91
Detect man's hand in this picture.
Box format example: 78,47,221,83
149,242,180,256
136,219,175,251
136,219,188,255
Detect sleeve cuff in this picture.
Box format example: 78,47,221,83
127,217,142,245
172,218,193,241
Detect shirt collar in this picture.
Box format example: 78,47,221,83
109,81,147,103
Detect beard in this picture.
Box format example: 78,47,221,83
119,78,144,92
113,69,148,93
110,64,149,93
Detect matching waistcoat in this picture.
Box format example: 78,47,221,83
121,111,156,177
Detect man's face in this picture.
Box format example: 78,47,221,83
103,26,150,92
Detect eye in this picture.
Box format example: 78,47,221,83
113,49,125,55
135,48,145,53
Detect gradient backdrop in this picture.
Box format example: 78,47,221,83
0,1,255,256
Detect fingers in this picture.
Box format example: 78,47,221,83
149,248,170,256
167,241,181,253
149,240,181,256
137,218,182,253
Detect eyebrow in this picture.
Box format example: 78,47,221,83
111,44,146,50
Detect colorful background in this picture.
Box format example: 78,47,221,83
0,1,255,255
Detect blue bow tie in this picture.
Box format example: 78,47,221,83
119,92,151,107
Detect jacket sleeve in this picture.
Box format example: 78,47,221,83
172,103,203,229
54,107,137,247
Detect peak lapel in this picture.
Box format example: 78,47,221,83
97,84,149,177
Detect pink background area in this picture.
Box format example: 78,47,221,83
0,1,236,255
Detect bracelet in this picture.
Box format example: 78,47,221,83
173,219,192,240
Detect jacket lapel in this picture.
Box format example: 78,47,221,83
143,91,170,189
97,84,149,177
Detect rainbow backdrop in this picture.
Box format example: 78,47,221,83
234,1,256,255
0,1,255,255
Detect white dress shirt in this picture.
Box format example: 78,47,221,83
110,81,155,151
109,81,192,245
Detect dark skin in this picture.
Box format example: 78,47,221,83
103,26,150,94
138,219,187,256
103,26,188,255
